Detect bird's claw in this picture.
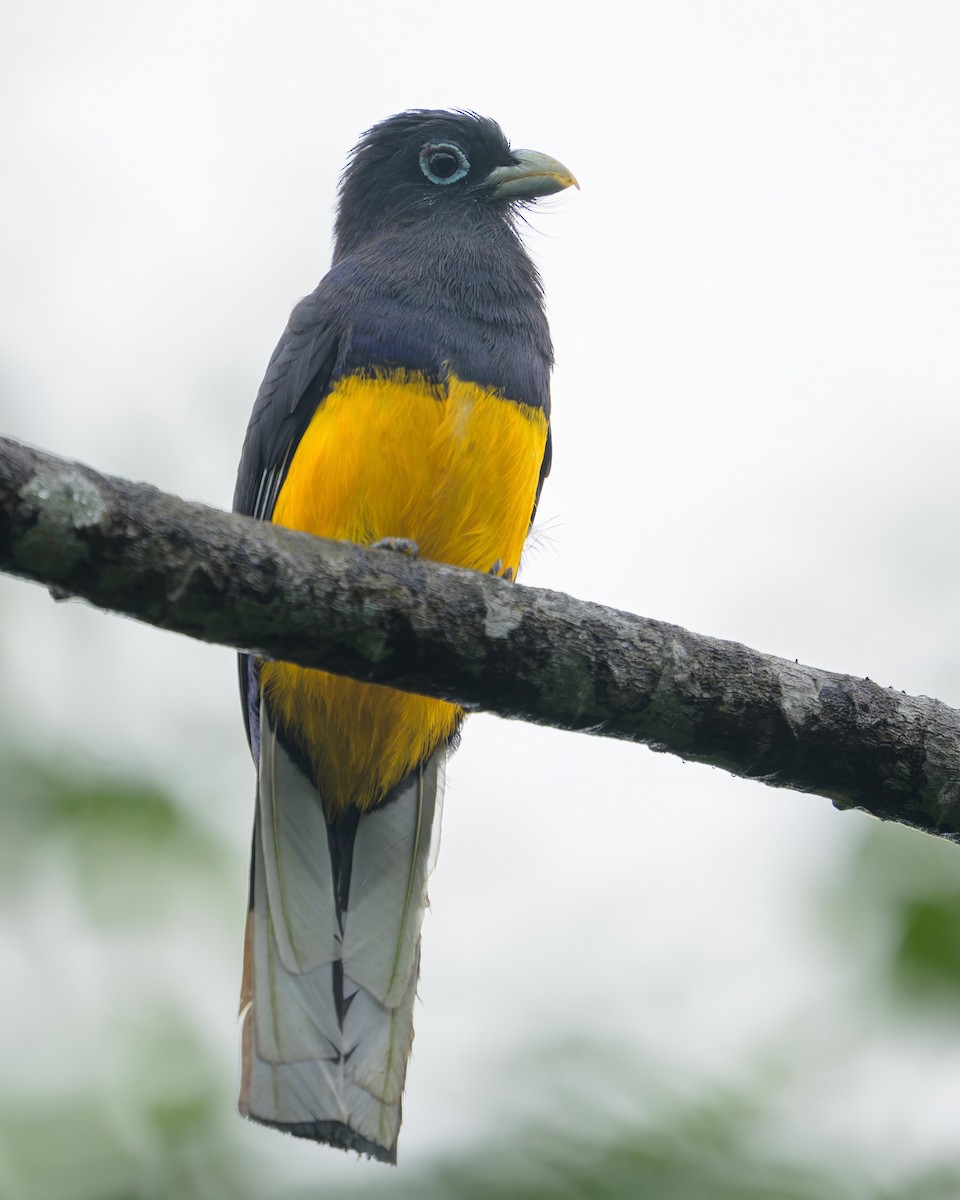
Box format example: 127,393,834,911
488,559,515,582
371,537,420,559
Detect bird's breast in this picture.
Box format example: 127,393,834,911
260,369,548,812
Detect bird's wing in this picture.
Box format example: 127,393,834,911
233,288,342,750
531,424,552,525
234,287,342,520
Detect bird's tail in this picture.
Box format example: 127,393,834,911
239,698,443,1163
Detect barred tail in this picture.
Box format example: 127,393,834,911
239,697,442,1163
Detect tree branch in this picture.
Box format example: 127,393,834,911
2,434,959,841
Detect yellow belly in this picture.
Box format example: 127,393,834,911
260,369,548,812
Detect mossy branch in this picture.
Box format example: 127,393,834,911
2,434,959,841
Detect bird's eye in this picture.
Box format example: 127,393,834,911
419,142,470,186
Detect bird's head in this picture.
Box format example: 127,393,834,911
333,109,577,259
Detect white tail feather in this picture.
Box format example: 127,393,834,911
239,696,443,1162
342,754,439,1005
257,727,339,973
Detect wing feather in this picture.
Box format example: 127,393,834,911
233,289,341,747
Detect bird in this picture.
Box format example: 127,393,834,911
232,109,576,1164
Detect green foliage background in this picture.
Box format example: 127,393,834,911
3,754,960,1200
4,6,960,1197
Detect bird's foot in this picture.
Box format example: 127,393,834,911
488,558,515,582
371,537,420,559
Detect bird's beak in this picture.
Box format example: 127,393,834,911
485,149,579,199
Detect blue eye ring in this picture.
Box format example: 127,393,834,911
419,142,470,186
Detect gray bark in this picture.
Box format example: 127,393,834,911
2,434,959,841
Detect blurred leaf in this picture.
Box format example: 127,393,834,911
851,821,960,903
0,1004,271,1200
0,755,230,924
895,893,960,993
29,777,173,836
3,757,212,847
822,818,960,1001
346,1110,861,1200
0,1100,144,1200
3,756,960,1197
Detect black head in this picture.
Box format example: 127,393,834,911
333,109,576,260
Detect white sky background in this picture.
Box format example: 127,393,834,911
2,0,960,1189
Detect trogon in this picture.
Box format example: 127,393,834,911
233,109,576,1163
